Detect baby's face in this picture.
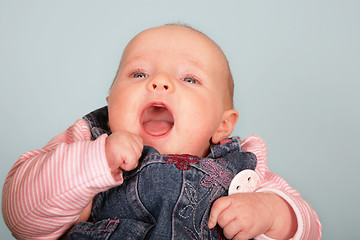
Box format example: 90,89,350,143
107,26,235,157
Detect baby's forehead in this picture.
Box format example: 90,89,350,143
126,26,224,58
122,27,228,76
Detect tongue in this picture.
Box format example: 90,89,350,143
143,121,173,136
142,106,174,136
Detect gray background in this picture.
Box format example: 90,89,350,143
1,0,359,239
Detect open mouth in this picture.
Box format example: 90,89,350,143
141,103,174,137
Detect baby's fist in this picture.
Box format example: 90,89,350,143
105,130,143,181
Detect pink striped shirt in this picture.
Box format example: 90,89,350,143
2,119,321,239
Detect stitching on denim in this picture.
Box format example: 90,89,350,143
199,158,233,189
208,184,222,203
164,154,201,170
69,218,120,234
177,180,214,238
128,174,156,225
129,224,142,240
184,226,199,240
214,224,227,240
179,183,198,219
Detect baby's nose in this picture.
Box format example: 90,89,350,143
152,83,169,90
148,74,174,92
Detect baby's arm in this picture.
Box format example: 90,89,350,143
209,135,321,240
2,119,137,239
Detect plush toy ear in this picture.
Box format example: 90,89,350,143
211,109,239,144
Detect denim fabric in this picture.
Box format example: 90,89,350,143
67,107,257,240
83,106,111,140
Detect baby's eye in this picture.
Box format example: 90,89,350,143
182,77,198,84
132,72,148,78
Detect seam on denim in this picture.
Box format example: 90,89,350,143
68,218,119,234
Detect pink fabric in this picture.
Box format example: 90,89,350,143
241,136,322,240
2,119,321,239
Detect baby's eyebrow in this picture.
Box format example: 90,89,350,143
120,59,151,70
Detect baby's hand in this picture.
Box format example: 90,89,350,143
105,130,143,182
208,193,275,240
208,192,297,240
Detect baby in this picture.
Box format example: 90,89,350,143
2,25,321,239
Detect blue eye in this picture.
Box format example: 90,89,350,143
183,77,198,84
133,72,148,78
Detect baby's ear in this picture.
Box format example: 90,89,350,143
212,109,239,144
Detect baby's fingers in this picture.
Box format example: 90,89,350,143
208,196,231,229
132,134,144,157
119,134,143,171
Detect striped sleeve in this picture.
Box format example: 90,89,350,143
2,119,121,240
241,135,322,240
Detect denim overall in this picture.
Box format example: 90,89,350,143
67,107,257,240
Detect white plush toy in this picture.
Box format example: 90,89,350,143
228,169,261,195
